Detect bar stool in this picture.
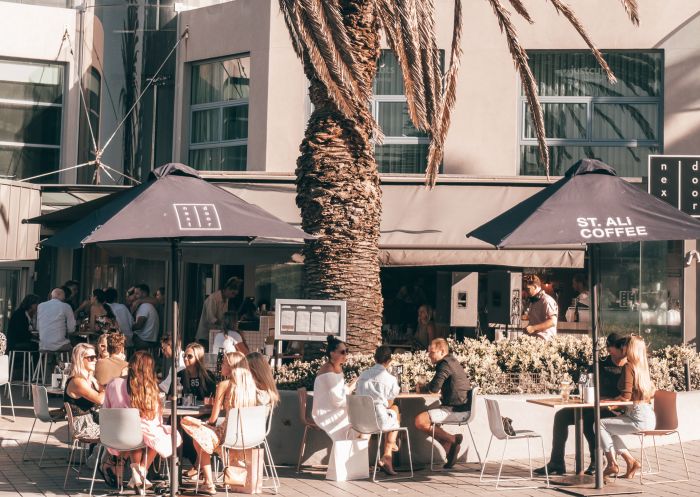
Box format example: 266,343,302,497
9,350,35,397
33,350,69,386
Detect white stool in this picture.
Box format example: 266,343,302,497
9,350,35,398
33,351,69,386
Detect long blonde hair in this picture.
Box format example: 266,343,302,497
69,343,96,380
184,342,214,391
626,335,655,402
127,351,161,420
247,352,280,406
224,352,257,409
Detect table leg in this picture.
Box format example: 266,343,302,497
574,408,584,475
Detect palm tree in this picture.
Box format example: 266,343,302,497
279,0,640,353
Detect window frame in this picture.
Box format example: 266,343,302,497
518,49,664,177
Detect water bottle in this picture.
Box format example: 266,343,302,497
175,377,184,406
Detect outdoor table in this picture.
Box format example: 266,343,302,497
527,396,633,478
163,403,212,486
391,392,440,470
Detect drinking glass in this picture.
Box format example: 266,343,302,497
560,381,571,402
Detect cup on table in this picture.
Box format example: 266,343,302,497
560,381,572,402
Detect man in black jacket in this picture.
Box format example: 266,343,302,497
414,338,472,469
535,332,628,476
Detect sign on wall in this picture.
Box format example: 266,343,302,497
648,155,700,217
274,299,347,342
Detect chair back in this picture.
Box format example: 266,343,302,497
0,355,9,385
64,402,76,440
346,395,380,434
222,405,268,449
465,387,480,423
297,387,312,426
484,398,508,440
652,390,678,431
31,385,53,423
99,408,144,450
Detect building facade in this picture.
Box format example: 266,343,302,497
2,0,699,347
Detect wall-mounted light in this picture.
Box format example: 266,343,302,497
684,250,700,267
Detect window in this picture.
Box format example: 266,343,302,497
189,55,250,171
77,67,101,184
0,59,64,182
373,51,439,174
519,51,663,177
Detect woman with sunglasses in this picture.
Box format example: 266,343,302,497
64,343,104,440
178,343,217,401
311,335,357,442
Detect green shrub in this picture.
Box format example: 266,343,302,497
273,336,698,394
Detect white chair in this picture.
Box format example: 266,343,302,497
63,402,100,490
262,404,281,491
0,355,15,421
33,350,69,386
22,384,66,465
88,408,147,496
296,387,324,473
479,398,549,489
430,387,482,471
8,350,34,397
346,394,414,482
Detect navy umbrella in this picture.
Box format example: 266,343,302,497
468,159,700,490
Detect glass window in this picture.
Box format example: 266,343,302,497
77,67,101,183
0,59,63,182
519,51,663,177
189,55,250,172
372,51,439,174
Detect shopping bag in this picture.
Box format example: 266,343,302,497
326,439,369,481
224,448,264,494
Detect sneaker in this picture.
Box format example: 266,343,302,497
584,462,596,476
534,463,566,476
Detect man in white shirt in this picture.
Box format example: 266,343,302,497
37,288,75,351
195,277,241,344
522,274,558,340
104,287,134,346
132,284,160,349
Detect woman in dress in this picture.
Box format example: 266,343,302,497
312,335,356,442
415,304,436,349
247,351,279,407
178,342,217,401
64,343,103,440
601,335,656,479
89,289,120,335
356,345,401,474
181,351,257,495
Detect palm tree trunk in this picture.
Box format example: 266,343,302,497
295,0,382,354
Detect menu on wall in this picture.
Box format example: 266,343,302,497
274,299,346,342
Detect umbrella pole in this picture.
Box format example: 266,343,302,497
170,239,181,497
591,244,604,489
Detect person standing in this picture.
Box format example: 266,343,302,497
37,288,76,352
414,338,472,469
132,284,160,350
88,289,120,335
522,274,558,340
195,277,241,345
7,294,40,351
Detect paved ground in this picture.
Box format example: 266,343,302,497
1,386,698,497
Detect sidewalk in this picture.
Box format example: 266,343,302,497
1,388,698,497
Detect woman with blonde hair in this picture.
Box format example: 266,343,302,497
64,343,103,439
247,351,280,406
178,342,216,401
415,304,436,349
181,352,257,495
601,335,656,479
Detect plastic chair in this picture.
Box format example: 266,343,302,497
262,403,281,491
635,390,690,485
296,387,323,473
88,408,147,496
429,387,482,471
0,355,15,421
479,398,549,489
9,350,34,397
63,402,100,489
22,384,66,465
346,394,414,482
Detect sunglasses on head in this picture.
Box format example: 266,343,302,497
85,355,97,362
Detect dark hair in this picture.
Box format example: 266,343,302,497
523,274,542,287
374,345,392,364
60,285,72,301
136,283,150,295
223,276,242,292
325,335,346,359
93,289,116,320
573,273,587,285
160,335,172,345
18,294,40,312
606,333,628,349
64,280,79,288
157,287,166,296
104,287,118,303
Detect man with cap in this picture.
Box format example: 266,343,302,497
535,332,628,475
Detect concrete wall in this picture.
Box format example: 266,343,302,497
269,390,700,467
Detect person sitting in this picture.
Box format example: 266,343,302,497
104,288,133,346
312,335,357,442
178,343,217,401
37,288,76,353
535,332,627,476
181,352,258,495
414,338,472,469
7,294,40,352
95,333,129,387
415,304,437,349
96,334,110,360
132,284,160,350
246,351,280,407
601,335,656,480
356,345,401,475
211,311,249,355
159,335,185,393
64,344,103,440
89,289,120,335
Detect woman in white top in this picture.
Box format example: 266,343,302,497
356,345,401,474
312,335,356,441
211,311,249,355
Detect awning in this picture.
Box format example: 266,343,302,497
0,179,40,261
220,182,585,268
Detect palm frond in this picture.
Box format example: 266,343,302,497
546,0,616,84
395,0,430,128
507,0,533,23
321,0,360,82
278,0,304,59
415,0,441,124
619,0,640,25
487,0,550,177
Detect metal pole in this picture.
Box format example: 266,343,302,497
591,244,604,489
170,239,180,497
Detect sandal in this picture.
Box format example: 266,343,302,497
198,483,217,495
183,467,200,479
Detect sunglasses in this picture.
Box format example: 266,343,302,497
85,355,97,362
336,349,348,355
185,354,195,359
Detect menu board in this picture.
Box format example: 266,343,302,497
274,299,346,342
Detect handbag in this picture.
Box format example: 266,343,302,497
501,416,516,436
223,463,248,487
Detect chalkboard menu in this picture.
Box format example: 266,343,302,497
274,299,347,342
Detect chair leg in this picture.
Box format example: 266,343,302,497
405,429,414,479
526,437,532,479
22,418,37,461
89,444,103,496
372,432,383,482
4,382,15,421
494,437,509,489
678,432,690,482
539,436,550,487
64,440,77,489
39,421,54,467
296,425,309,473
479,435,494,482
467,423,482,468
263,439,280,492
